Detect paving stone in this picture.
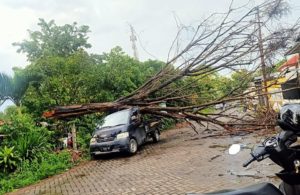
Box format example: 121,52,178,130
6,127,281,195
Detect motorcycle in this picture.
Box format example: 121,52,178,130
191,104,300,195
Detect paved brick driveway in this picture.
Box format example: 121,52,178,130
8,127,280,195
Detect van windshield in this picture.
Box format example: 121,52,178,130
98,109,130,129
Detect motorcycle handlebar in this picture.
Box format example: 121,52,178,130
243,156,255,167
243,145,267,167
241,131,296,168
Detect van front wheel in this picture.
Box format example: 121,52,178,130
128,138,138,154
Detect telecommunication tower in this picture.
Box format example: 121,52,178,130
129,25,139,60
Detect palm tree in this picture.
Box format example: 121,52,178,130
0,72,28,106
0,68,35,106
0,73,14,106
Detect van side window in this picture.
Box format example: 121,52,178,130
131,110,141,124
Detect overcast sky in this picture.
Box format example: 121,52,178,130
0,0,299,76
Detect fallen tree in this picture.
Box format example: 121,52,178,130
43,0,300,131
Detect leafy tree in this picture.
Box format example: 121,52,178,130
10,19,163,116
21,47,164,116
6,19,166,154
178,70,253,107
1,18,92,109
90,47,164,101
21,50,99,116
221,69,254,96
183,74,232,105
13,18,91,62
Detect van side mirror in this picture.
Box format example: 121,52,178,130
131,115,138,122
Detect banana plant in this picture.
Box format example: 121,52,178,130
0,146,20,173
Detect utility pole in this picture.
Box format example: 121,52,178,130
296,54,300,87
257,8,270,110
129,25,139,60
71,123,77,150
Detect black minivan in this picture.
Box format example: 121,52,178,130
90,107,160,158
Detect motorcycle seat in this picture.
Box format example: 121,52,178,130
188,182,283,195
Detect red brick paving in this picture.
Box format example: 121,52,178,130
7,127,280,195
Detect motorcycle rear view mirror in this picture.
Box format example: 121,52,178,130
229,144,241,155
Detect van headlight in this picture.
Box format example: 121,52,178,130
90,137,97,144
116,132,129,139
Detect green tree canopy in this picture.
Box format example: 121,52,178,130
13,18,91,62
20,47,164,116
225,69,254,96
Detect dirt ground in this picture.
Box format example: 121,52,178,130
7,126,282,195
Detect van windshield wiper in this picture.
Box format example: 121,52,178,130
112,123,126,127
100,124,126,129
100,126,113,129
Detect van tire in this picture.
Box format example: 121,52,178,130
128,138,138,154
152,130,160,143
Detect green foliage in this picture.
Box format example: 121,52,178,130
0,70,29,106
181,74,231,105
20,47,163,117
0,107,72,194
21,50,100,116
12,68,33,105
5,19,164,117
0,107,52,161
230,69,253,95
160,118,176,131
216,69,254,97
0,146,20,173
199,107,216,114
69,114,102,151
86,47,164,101
0,19,168,192
12,131,50,161
0,73,13,105
0,151,72,194
272,59,286,72
13,18,91,62
1,18,92,107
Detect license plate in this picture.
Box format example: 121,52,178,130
101,147,111,152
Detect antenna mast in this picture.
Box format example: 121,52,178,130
129,25,139,60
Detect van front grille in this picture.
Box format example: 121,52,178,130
97,136,115,142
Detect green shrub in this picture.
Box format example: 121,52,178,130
72,114,100,151
0,146,20,173
0,150,72,194
0,107,53,161
77,131,92,152
160,118,176,131
12,130,50,161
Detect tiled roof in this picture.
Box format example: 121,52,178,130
278,54,299,72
